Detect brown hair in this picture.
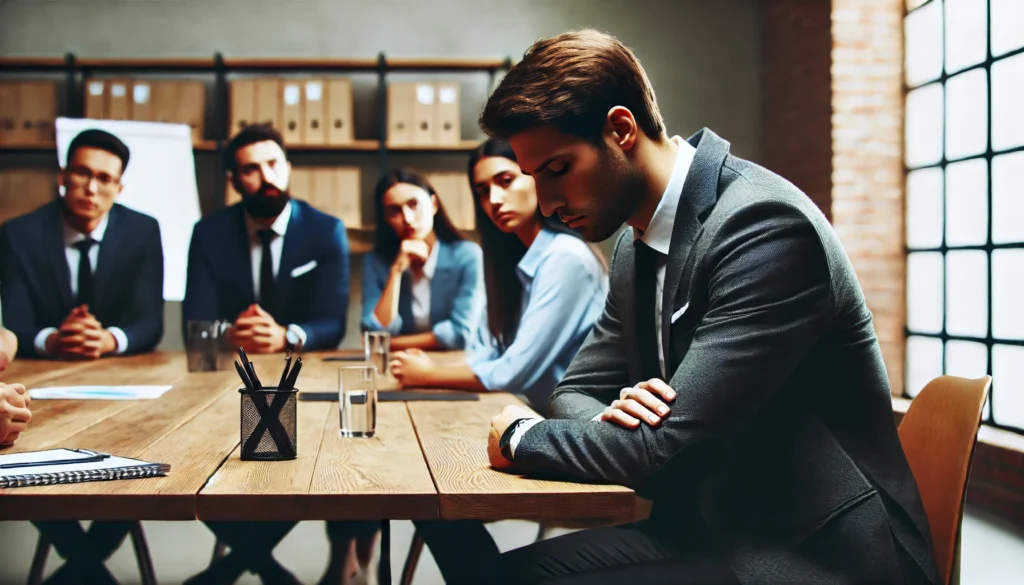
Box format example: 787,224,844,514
480,29,665,143
372,168,464,260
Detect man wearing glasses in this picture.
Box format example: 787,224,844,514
0,129,164,359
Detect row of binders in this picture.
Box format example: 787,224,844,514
0,82,59,145
83,79,206,144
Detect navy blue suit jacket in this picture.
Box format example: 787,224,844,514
0,200,165,357
182,200,350,350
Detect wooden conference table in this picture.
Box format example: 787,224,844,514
0,351,637,584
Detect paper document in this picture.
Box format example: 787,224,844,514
28,386,173,400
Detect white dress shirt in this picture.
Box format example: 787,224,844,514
410,242,439,332
243,201,308,348
34,212,129,355
512,136,696,457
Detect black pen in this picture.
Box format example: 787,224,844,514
235,360,254,390
278,351,293,389
282,357,303,392
1,450,110,470
249,361,263,389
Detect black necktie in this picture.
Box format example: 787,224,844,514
634,241,661,381
73,238,97,307
258,229,276,311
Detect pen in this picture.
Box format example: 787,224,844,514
278,351,293,389
281,357,303,393
1,451,110,470
235,360,254,390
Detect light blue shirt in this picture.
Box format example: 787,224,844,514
467,228,608,409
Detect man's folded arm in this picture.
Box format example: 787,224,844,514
545,231,632,421
512,203,836,490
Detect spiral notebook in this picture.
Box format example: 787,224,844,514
0,448,170,489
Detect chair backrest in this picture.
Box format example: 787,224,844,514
898,375,991,585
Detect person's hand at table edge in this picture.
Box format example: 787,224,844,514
488,405,542,470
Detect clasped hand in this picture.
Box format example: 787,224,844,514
231,304,287,354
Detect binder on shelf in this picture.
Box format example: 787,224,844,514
254,78,281,132
0,83,20,145
332,167,362,229
0,448,170,489
434,82,461,146
386,82,415,146
84,79,107,119
289,167,313,204
281,81,303,145
17,82,58,145
326,78,353,145
428,172,475,231
229,79,256,135
176,81,206,144
302,79,326,145
130,81,154,122
106,79,132,120
459,174,477,231
0,169,57,225
412,83,436,146
151,81,178,124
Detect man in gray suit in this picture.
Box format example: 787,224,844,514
421,29,939,585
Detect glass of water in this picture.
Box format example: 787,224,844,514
339,365,377,438
364,331,391,377
186,320,220,372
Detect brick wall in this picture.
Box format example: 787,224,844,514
830,0,906,395
758,0,833,219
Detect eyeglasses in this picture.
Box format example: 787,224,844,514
65,165,121,190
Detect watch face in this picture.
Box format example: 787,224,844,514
286,330,299,346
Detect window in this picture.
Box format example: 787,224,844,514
904,0,1024,433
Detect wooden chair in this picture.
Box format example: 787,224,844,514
898,375,991,585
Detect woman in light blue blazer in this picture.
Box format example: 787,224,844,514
390,140,608,410
361,168,483,351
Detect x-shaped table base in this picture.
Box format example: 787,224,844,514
185,521,300,585
29,521,155,585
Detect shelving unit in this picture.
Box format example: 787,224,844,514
0,52,513,248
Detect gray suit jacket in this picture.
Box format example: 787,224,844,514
514,129,939,585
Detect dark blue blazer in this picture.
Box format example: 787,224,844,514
182,200,350,350
0,200,165,357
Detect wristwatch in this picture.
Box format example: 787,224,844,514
499,418,532,462
285,327,302,352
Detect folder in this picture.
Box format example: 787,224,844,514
302,80,326,145
0,83,19,145
326,78,353,145
428,172,475,231
175,81,206,143
106,79,132,120
412,83,436,146
333,167,362,228
289,167,313,203
458,173,477,231
229,79,256,136
0,170,55,224
254,78,281,132
151,81,178,124
281,81,303,145
130,81,153,121
387,82,415,146
84,80,107,119
16,82,58,145
434,82,461,146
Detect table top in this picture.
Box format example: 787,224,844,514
0,352,636,523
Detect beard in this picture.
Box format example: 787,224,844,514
581,146,646,242
241,182,292,219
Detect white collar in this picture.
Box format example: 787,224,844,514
419,240,440,280
244,200,292,239
635,135,696,256
62,208,110,246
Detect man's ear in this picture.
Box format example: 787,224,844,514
605,106,639,152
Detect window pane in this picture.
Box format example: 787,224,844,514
945,69,988,160
907,336,944,397
992,344,1024,429
946,250,989,338
993,249,1024,340
992,53,1024,151
906,168,944,248
945,159,989,246
906,84,945,168
946,340,988,378
992,0,1024,56
992,152,1024,244
905,2,944,87
945,0,988,73
907,252,945,333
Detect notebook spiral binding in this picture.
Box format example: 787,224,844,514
0,463,170,489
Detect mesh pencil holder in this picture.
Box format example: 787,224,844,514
239,387,298,461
